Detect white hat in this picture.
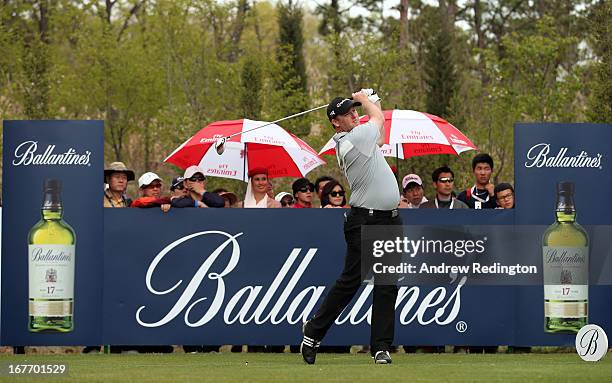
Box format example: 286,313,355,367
402,174,423,190
274,192,292,202
184,165,206,179
138,172,162,188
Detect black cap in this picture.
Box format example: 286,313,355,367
43,179,62,210
326,97,361,120
557,181,575,195
170,176,184,191
44,179,62,193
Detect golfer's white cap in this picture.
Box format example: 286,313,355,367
138,172,162,188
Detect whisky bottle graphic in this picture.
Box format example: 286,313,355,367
542,181,588,333
28,179,75,332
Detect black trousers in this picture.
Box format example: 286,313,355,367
306,208,402,354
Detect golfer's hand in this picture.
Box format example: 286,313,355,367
360,88,381,103
351,90,369,104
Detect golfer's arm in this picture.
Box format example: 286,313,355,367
361,99,385,146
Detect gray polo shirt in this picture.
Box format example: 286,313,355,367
334,120,400,210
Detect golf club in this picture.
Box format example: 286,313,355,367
214,104,329,155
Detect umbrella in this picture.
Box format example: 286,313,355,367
164,119,326,181
319,109,477,158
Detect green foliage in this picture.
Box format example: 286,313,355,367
240,56,263,119
273,0,309,137
424,16,458,119
586,0,612,122
0,0,602,199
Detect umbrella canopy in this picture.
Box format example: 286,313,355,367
164,119,326,181
319,109,477,158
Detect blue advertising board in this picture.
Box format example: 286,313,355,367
1,120,104,345
0,122,610,347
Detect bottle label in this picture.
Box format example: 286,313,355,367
28,244,75,301
543,246,588,302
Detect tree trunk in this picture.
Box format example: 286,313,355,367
398,0,409,50
227,0,249,62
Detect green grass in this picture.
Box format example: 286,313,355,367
0,353,611,383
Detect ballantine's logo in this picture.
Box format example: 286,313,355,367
12,141,91,166
136,231,464,328
525,143,602,169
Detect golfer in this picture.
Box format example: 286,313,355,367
301,90,402,365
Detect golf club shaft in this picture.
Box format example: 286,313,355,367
222,104,328,140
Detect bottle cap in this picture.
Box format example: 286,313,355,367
557,181,574,195
44,179,62,193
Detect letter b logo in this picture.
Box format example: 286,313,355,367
575,324,608,362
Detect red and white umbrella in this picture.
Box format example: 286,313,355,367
164,119,326,181
319,109,477,158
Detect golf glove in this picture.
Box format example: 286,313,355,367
360,88,381,103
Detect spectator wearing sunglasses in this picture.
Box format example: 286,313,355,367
170,176,188,199
243,168,281,208
315,175,336,206
320,180,348,208
131,172,172,212
171,166,225,208
275,192,295,208
292,178,315,208
419,166,468,209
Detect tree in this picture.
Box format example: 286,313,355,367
423,10,458,119
274,0,309,137
586,0,611,122
240,55,263,119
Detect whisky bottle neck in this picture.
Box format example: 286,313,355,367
555,194,576,223
41,191,63,220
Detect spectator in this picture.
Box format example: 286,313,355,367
171,166,225,208
399,174,427,209
170,176,188,200
419,166,468,209
457,153,497,209
266,180,275,200
103,162,134,208
315,176,335,205
494,183,515,209
275,192,295,208
243,168,281,208
320,180,348,208
131,172,171,212
292,178,314,208
212,188,239,208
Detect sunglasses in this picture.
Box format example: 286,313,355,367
330,191,345,197
146,182,162,189
188,176,206,182
281,198,295,207
298,187,313,193
437,177,454,183
173,184,185,191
